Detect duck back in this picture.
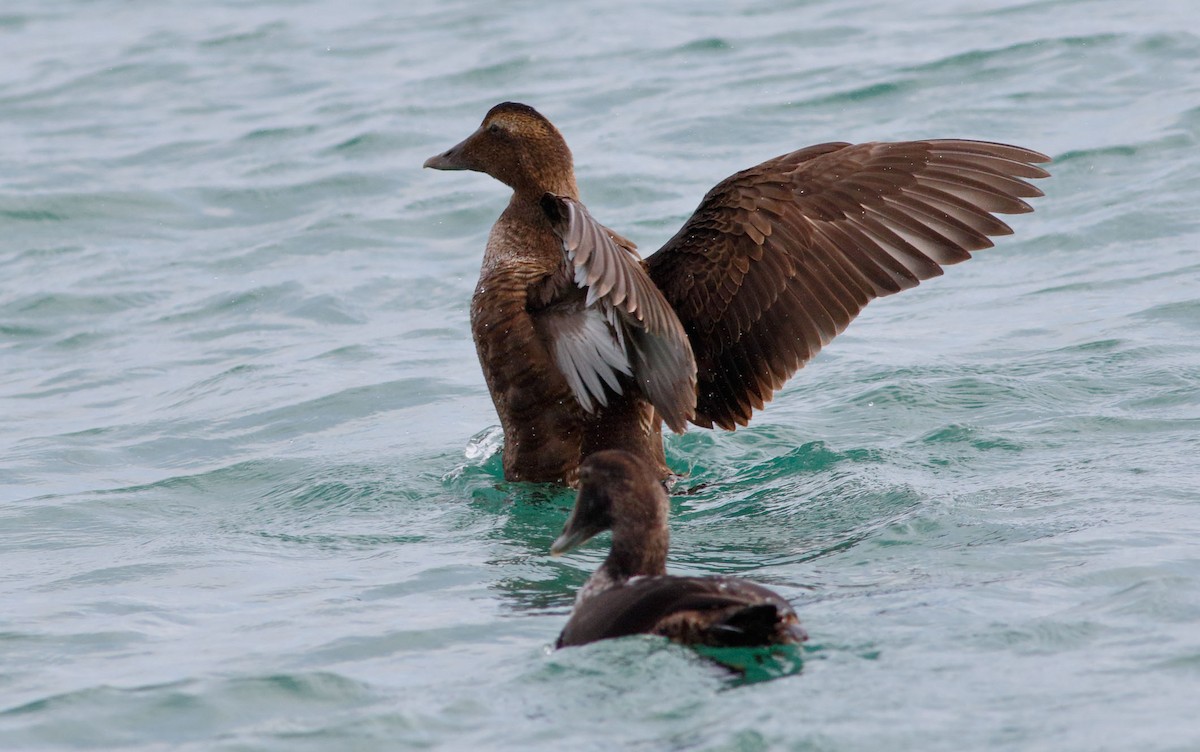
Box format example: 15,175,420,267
557,575,806,648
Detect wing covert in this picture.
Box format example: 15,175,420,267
541,194,698,431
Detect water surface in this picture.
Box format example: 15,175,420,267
3,0,1200,749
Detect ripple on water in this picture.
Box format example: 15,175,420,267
0,673,381,749
4,0,1200,749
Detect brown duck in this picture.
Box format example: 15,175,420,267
551,449,806,648
425,103,1049,485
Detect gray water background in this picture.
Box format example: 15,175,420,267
3,0,1200,749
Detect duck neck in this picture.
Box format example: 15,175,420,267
507,134,579,203
602,520,668,583
511,170,579,205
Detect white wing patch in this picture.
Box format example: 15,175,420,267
551,304,632,413
542,193,698,430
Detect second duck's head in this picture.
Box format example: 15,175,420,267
550,449,669,557
423,102,577,197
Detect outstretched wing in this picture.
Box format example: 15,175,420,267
541,194,697,432
645,139,1050,429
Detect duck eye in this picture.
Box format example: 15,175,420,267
488,123,501,133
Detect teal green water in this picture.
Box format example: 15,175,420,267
4,0,1200,749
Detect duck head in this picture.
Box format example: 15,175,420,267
423,102,579,198
551,450,669,577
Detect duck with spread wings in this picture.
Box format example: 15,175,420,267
424,102,1048,485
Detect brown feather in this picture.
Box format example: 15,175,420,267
427,104,1048,479
646,138,1049,430
554,451,807,648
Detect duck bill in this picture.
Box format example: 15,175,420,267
423,149,467,171
550,528,589,557
422,131,479,171
551,510,605,556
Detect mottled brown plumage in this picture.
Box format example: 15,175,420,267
425,103,1049,483
550,450,806,648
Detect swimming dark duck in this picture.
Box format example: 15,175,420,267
425,102,1049,485
550,449,806,648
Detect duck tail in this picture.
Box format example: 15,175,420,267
707,604,785,646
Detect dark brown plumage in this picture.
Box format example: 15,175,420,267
550,450,806,649
425,102,1049,484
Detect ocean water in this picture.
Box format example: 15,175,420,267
3,0,1200,749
